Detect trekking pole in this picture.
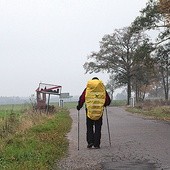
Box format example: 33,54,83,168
78,110,80,150
105,107,111,147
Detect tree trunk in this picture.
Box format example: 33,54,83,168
162,70,169,101
135,84,138,103
142,84,147,101
127,77,131,105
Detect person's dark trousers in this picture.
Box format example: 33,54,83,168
86,116,103,147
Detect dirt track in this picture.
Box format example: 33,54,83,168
55,107,170,170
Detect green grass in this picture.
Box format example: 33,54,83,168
126,106,170,121
0,106,72,170
63,102,77,109
0,104,31,118
46,101,77,110
111,100,126,106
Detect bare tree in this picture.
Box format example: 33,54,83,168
84,27,151,105
155,42,170,100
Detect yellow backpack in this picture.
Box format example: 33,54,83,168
85,79,106,120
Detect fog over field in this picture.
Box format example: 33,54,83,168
0,0,148,97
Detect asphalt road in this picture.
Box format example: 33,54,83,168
56,107,170,170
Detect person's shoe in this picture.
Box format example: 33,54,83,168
94,146,100,149
87,143,93,149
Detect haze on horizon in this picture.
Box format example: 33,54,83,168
0,0,148,97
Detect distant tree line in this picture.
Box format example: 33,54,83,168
0,97,29,105
84,0,170,105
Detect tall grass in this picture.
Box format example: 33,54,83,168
0,104,72,170
0,104,30,118
0,104,30,140
126,106,170,121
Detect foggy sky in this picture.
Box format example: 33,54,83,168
0,0,148,97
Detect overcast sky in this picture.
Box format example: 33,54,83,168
0,0,148,97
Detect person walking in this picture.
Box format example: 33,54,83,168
76,77,111,149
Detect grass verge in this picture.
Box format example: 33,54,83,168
0,108,72,170
126,106,170,121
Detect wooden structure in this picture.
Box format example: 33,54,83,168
36,83,62,112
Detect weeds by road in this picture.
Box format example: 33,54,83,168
126,106,170,121
0,104,72,170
